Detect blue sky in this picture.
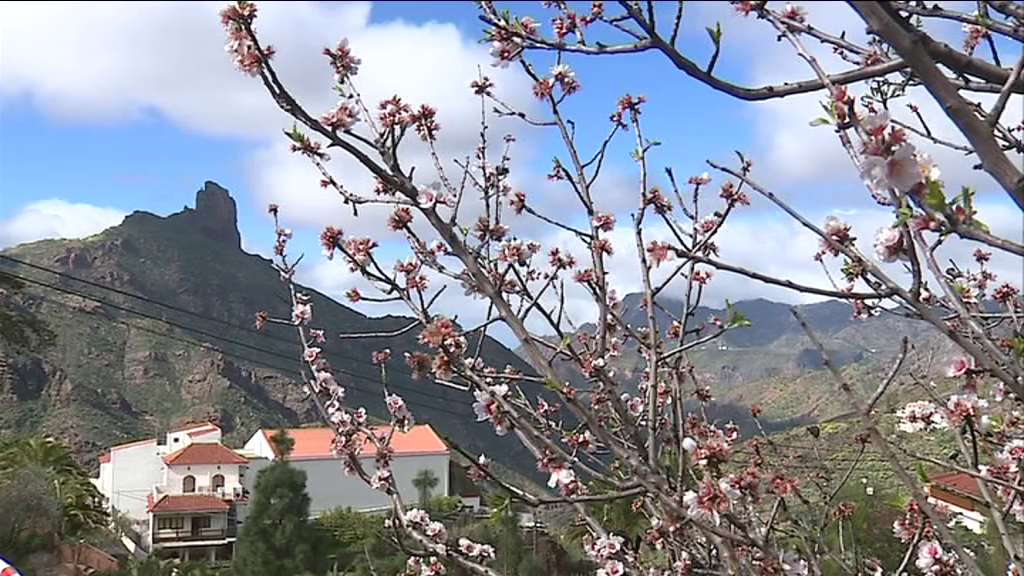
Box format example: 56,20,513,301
1,1,1020,337
0,1,752,246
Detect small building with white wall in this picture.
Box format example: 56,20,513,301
926,472,988,534
93,422,248,562
147,440,249,563
94,421,462,559
243,424,450,516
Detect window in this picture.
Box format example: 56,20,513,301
157,517,184,531
182,475,196,493
211,474,225,491
193,516,212,529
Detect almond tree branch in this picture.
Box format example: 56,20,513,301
678,252,894,300
988,52,1024,126
949,423,1022,564
865,336,909,412
790,308,985,576
984,0,1024,22
850,1,1024,209
709,160,1024,394
891,1,1024,41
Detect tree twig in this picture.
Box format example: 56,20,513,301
850,1,1024,209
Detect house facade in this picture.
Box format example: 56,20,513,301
926,472,988,534
94,421,459,560
147,440,249,563
243,424,450,516
93,423,249,562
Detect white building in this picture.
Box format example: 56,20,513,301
243,424,450,516
925,472,988,534
94,423,248,563
94,421,459,561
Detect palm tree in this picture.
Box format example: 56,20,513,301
412,469,440,507
0,437,108,539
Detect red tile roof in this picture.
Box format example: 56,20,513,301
163,442,248,466
930,472,983,501
263,424,448,461
149,494,230,514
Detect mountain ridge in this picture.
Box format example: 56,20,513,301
1,181,961,477
0,182,542,477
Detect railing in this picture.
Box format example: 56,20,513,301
152,526,236,543
153,483,244,499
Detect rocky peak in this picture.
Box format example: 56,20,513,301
193,181,241,250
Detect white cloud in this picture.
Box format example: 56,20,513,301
3,0,1018,346
683,1,1022,206
0,0,537,233
0,200,127,248
0,1,369,138
302,194,1021,348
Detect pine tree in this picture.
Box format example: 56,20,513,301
232,431,326,576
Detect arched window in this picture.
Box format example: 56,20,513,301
182,475,196,493
212,474,225,491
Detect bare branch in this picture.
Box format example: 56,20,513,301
851,1,1024,209
988,52,1024,126
791,308,985,576
866,337,909,412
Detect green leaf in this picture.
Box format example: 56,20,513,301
283,124,305,144
895,206,914,226
705,21,723,46
808,117,832,127
818,101,839,122
729,312,751,329
922,179,947,212
1012,337,1024,362
725,300,752,328
488,495,512,520
916,463,929,484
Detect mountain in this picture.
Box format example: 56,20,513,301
515,291,956,422
0,182,540,477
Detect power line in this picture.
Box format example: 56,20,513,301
0,266,473,408
0,253,462,383
1,254,853,430
19,276,902,462
0,253,316,348
21,290,902,480
0,253,481,385
12,275,475,417
3,259,898,468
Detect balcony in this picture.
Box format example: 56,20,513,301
152,483,244,500
152,525,237,544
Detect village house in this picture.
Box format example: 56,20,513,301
93,423,249,564
926,472,988,534
242,424,451,516
94,421,475,562
146,440,249,563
